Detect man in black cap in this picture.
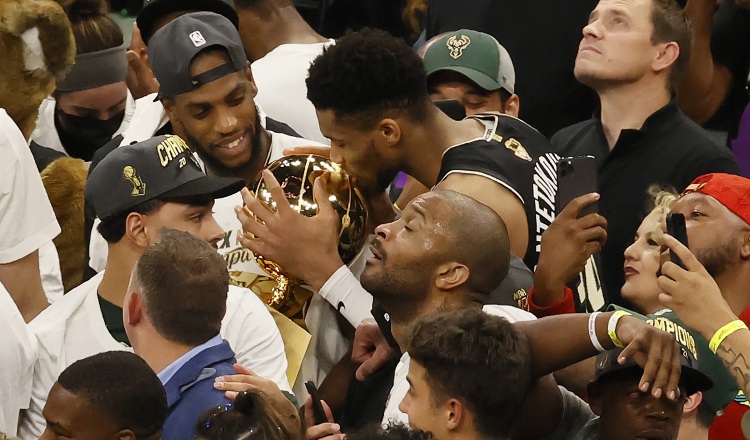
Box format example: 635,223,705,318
89,11,322,289
581,345,713,440
134,0,332,144
21,135,292,438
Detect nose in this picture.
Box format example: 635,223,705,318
623,240,640,262
398,394,411,415
206,214,226,248
329,144,343,164
39,428,53,440
215,106,239,135
374,220,394,240
582,19,601,40
645,396,675,422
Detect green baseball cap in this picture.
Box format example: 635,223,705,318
423,29,516,94
609,306,737,415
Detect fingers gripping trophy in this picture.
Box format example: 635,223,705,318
244,155,368,316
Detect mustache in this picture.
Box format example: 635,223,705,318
372,239,387,260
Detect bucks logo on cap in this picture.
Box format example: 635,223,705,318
446,34,471,59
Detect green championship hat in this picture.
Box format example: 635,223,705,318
607,306,737,414
423,29,515,94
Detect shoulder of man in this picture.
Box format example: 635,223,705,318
549,119,597,153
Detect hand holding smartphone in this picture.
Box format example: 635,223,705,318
556,156,598,216
304,381,329,426
665,213,689,270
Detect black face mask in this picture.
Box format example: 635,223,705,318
55,108,125,161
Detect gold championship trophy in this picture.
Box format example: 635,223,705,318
252,154,368,316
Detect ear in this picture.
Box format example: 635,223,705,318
116,429,137,440
435,263,470,290
125,212,151,249
245,64,258,97
587,382,604,415
739,229,750,260
162,98,181,127
445,398,466,432
125,291,144,326
652,42,680,74
682,391,703,415
504,94,520,118
378,118,402,147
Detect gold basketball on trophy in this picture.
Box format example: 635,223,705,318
252,154,368,311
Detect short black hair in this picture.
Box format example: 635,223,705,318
97,194,214,244
133,228,228,346
348,423,434,440
407,308,532,439
57,351,167,439
306,28,431,130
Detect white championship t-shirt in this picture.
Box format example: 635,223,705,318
0,282,37,437
21,272,290,438
252,40,335,145
0,109,62,302
382,305,538,426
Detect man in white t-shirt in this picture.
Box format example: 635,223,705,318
19,135,292,438
0,109,62,321
0,282,37,437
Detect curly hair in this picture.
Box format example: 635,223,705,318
407,308,532,439
646,184,679,220
306,28,431,130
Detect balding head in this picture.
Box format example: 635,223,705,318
430,190,511,294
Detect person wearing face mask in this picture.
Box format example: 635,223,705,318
29,0,133,168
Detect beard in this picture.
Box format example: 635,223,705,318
185,110,263,177
695,236,741,278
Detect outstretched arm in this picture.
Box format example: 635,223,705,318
516,311,683,400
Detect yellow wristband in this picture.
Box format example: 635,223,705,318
393,202,402,212
709,320,748,354
608,310,632,348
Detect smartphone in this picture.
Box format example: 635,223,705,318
556,156,598,217
434,100,467,121
665,213,689,270
304,381,328,425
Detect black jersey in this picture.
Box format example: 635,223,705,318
436,113,560,269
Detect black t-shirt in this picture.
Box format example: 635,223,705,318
705,0,750,141
437,113,560,270
426,0,599,137
551,102,741,309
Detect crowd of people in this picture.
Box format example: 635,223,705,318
1,0,750,439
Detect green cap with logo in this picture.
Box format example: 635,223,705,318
609,305,737,415
423,29,516,94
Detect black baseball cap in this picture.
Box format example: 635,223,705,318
85,135,244,219
594,345,713,397
137,0,239,45
148,11,247,99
